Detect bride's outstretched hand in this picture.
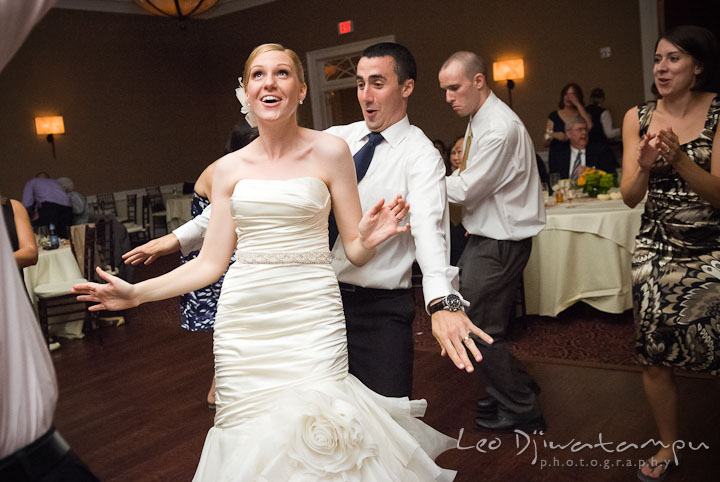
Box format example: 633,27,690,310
358,194,410,249
71,267,139,311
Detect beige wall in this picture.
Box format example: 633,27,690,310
0,0,645,200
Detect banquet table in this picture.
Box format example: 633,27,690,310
165,195,193,231
23,245,82,304
523,198,645,317
23,244,85,337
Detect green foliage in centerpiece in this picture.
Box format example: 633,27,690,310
576,168,617,197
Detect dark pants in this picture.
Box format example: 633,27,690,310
341,285,415,398
0,428,100,482
459,235,541,418
449,223,469,266
35,202,73,238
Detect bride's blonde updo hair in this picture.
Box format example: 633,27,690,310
242,43,306,89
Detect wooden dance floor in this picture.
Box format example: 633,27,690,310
51,308,720,481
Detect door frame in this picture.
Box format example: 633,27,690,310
306,35,395,130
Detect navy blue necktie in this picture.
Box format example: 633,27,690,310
328,132,384,248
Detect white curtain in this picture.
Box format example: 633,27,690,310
0,0,58,458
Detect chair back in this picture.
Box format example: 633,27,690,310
97,192,118,216
83,224,96,281
95,218,114,273
145,187,165,212
141,195,150,229
126,193,138,224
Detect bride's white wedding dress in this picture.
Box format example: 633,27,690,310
193,177,456,481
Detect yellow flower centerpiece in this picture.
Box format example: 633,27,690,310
576,168,617,197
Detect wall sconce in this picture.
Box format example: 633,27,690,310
493,59,525,108
35,115,65,159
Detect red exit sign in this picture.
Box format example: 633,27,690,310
338,20,354,35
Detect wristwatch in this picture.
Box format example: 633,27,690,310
428,294,462,315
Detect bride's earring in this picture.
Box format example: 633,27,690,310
299,99,304,105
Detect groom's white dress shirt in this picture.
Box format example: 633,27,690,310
326,116,459,306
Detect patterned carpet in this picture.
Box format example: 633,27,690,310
411,294,637,368
129,255,638,368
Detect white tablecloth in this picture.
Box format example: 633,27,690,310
524,199,645,317
23,245,82,304
165,196,193,231
23,245,85,338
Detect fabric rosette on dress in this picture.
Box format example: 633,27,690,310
198,379,455,482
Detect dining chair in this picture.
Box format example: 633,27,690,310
123,193,147,246
145,187,168,238
97,192,128,223
95,218,118,276
35,224,101,345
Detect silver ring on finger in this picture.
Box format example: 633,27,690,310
463,335,471,344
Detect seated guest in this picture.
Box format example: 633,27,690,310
446,135,464,175
1,194,38,270
21,172,72,237
549,116,617,180
545,83,593,170
56,177,89,225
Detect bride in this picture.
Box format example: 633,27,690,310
73,43,457,481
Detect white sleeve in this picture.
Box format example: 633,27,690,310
446,129,516,206
173,204,211,256
601,110,620,139
407,150,462,309
0,0,55,71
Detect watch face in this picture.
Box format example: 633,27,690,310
447,294,461,311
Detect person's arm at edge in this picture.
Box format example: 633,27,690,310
620,106,653,208
10,200,38,269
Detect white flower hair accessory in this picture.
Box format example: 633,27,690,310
235,77,257,128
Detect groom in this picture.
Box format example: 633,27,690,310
124,42,490,398
325,42,490,397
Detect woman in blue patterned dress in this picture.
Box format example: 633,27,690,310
621,25,720,482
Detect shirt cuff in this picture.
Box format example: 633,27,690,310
422,267,467,314
173,221,205,256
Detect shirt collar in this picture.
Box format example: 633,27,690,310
469,91,498,130
358,115,410,149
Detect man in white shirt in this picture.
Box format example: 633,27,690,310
439,51,546,432
326,42,491,397
138,43,491,398
1,1,100,480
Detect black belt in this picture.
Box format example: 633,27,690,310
0,427,70,481
338,282,411,295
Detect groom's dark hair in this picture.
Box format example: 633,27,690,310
361,42,417,84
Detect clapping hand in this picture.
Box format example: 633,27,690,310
637,132,661,171
655,126,681,164
358,194,410,249
72,267,139,311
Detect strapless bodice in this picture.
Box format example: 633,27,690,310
230,177,330,253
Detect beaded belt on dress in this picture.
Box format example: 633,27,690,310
235,249,332,264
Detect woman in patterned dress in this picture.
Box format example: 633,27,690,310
621,25,720,481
